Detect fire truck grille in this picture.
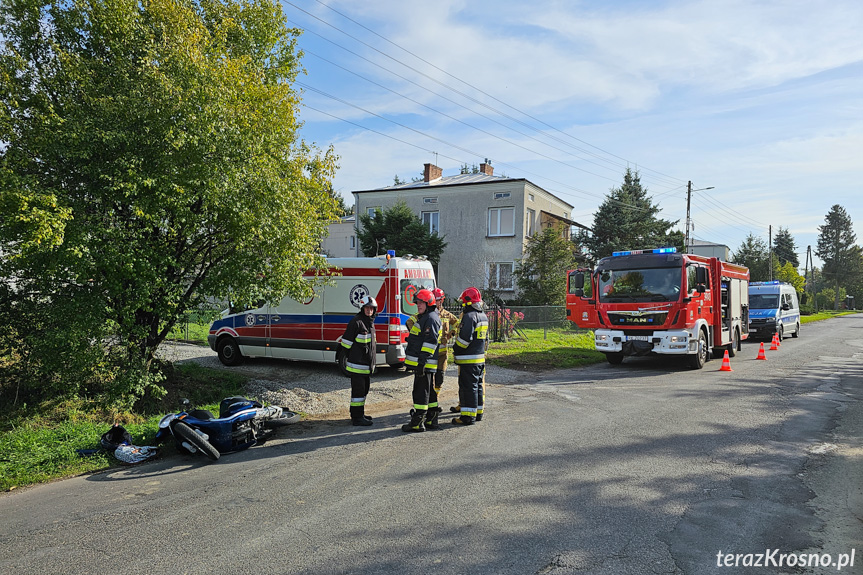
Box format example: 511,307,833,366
607,312,668,326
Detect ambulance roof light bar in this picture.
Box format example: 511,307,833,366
612,247,678,257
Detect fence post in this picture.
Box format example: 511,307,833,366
543,305,548,340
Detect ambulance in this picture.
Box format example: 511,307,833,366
207,252,437,371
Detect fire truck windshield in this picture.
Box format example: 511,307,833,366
597,267,682,302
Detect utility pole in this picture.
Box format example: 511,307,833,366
684,181,714,253
768,225,773,281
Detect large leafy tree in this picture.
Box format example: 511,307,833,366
816,205,857,309
0,0,338,403
772,227,799,268
514,224,578,306
356,200,447,266
578,168,680,261
732,234,770,281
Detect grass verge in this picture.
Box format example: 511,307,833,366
486,328,606,371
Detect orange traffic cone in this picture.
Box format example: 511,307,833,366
769,334,779,351
719,350,733,371
756,342,767,360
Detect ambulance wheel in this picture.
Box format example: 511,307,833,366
689,330,708,369
217,337,244,366
605,352,624,365
792,323,800,338
336,348,350,377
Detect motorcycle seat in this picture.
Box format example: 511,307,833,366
189,409,216,420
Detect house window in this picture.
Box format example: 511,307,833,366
423,197,438,204
488,207,515,237
526,208,535,237
487,262,514,291
422,211,440,235
367,207,380,219
494,192,511,200
349,236,356,250
529,193,535,202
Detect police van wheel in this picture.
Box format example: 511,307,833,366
777,325,784,341
217,337,244,367
791,323,799,338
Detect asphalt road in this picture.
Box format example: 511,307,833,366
2,316,861,575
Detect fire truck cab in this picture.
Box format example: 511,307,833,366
567,248,749,369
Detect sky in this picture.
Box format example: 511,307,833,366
283,0,863,268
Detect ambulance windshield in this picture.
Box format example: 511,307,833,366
401,278,436,314
597,267,681,303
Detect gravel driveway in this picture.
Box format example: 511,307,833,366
158,342,525,420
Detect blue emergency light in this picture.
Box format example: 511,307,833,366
611,247,677,257
750,281,781,285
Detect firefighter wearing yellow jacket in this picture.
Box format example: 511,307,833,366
402,288,442,432
340,295,377,426
452,287,489,425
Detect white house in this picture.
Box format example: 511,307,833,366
351,162,577,301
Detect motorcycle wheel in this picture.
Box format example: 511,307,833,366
264,409,302,428
173,421,220,461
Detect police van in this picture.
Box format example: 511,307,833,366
747,281,801,341
208,252,437,371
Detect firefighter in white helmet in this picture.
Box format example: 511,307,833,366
340,295,377,426
452,287,489,425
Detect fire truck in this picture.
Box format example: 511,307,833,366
566,248,750,368
208,251,436,372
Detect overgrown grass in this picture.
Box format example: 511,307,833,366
801,310,858,323
0,363,248,492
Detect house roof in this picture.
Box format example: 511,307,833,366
353,172,522,193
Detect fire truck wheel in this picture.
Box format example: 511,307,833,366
217,337,244,367
689,330,708,369
727,328,739,358
605,352,624,365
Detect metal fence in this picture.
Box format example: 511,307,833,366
443,304,581,342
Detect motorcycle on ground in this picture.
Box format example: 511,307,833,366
156,396,301,462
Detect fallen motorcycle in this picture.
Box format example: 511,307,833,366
156,396,300,462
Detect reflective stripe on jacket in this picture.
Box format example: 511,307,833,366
404,308,441,372
453,308,488,365
341,312,376,375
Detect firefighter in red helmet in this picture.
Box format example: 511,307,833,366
431,288,458,403
402,288,442,432
452,287,489,425
339,295,378,426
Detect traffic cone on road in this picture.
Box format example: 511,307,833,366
719,350,733,371
769,334,779,351
756,342,767,360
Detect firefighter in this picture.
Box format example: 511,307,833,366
452,287,489,425
402,288,442,432
340,295,377,426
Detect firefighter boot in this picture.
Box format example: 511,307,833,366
424,407,441,430
449,404,461,413
350,406,373,427
401,410,426,433
452,414,474,426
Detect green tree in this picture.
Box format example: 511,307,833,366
0,0,338,404
356,200,447,266
816,205,857,309
772,227,799,268
514,224,578,306
732,234,770,281
577,168,680,260
774,261,805,293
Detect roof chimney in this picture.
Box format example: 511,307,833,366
423,163,442,183
479,162,494,176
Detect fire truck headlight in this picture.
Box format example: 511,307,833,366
669,335,686,343
596,334,608,342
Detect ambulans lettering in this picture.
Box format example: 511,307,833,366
402,268,433,279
